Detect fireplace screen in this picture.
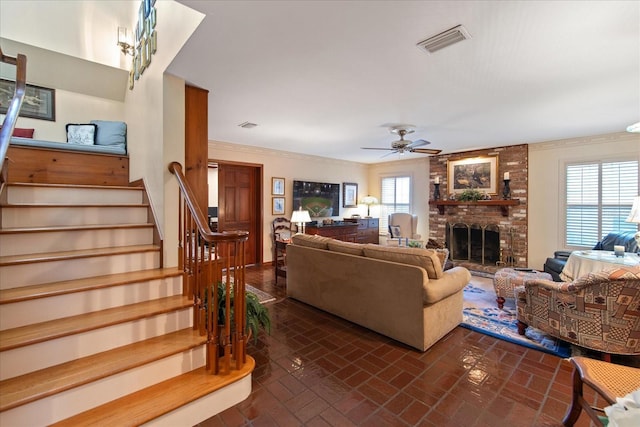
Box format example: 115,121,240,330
446,222,500,265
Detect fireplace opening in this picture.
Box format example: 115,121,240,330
446,222,501,265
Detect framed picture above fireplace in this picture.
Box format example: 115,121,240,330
447,155,498,195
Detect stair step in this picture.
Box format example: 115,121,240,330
50,358,255,427
1,204,149,227
0,328,207,412
0,267,182,305
0,295,191,352
0,223,154,256
0,245,161,287
0,268,183,331
5,183,144,205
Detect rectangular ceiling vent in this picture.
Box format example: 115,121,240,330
238,121,258,129
417,25,471,54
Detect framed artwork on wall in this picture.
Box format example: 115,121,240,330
272,177,285,195
272,197,285,215
447,155,498,195
343,182,358,208
0,79,56,121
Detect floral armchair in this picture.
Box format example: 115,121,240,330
516,266,640,356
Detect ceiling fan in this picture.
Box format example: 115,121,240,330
361,126,442,156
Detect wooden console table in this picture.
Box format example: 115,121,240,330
306,223,358,242
429,200,519,217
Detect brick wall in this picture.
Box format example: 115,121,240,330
428,144,528,270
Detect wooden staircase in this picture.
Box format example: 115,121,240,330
0,182,252,426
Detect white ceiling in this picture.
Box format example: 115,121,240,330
168,0,640,164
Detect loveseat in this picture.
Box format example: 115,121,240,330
543,231,639,281
286,234,471,351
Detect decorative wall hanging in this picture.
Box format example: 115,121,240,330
447,155,498,195
0,79,55,121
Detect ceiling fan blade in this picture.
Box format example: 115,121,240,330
410,148,442,155
407,139,431,148
361,147,394,151
381,150,400,158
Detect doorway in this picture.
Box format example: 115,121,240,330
210,160,263,265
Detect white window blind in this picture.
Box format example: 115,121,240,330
565,160,638,247
379,176,411,233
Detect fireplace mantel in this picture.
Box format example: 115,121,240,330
429,199,519,217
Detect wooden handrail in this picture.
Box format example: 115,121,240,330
168,161,250,375
0,47,27,180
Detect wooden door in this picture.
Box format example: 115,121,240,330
217,163,262,265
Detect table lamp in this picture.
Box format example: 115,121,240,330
361,195,378,218
625,195,640,253
291,207,311,234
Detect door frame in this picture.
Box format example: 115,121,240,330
210,158,263,265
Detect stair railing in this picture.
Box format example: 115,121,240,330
168,161,249,375
0,47,27,192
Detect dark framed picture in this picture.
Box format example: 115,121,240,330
0,79,56,121
447,155,499,195
272,177,285,195
343,182,358,208
272,197,285,215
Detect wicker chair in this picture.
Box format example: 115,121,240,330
563,356,640,426
516,266,640,357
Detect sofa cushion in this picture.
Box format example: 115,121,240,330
291,233,331,250
362,245,443,279
66,123,97,145
328,240,364,256
90,120,127,146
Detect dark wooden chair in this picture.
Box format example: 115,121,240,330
272,217,291,284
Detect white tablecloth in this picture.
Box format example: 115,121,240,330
560,250,640,281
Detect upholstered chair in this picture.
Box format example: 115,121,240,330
516,266,640,357
387,213,421,245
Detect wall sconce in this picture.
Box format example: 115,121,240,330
117,27,135,56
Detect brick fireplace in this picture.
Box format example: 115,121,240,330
428,144,529,273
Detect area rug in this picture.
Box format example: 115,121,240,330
246,284,276,304
461,275,571,358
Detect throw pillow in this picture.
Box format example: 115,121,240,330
90,120,127,146
0,127,35,138
66,123,97,145
389,225,401,238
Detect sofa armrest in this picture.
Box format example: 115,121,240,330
423,266,471,304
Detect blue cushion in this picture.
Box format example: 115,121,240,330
90,120,127,146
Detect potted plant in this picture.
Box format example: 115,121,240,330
214,282,271,343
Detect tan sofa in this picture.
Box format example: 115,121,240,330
286,234,471,351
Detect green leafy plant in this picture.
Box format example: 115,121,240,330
457,189,485,201
214,282,271,343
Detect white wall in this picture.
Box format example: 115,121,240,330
367,157,431,240
528,132,640,269
208,167,219,208
208,141,370,262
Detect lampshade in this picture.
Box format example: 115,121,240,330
291,208,311,224
361,195,378,205
626,196,640,223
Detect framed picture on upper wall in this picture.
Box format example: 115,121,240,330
343,182,358,208
447,155,498,195
272,177,285,195
0,79,56,121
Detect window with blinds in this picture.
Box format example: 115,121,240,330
565,160,638,247
379,176,411,233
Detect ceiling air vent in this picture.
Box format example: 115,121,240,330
238,121,258,129
417,25,471,54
